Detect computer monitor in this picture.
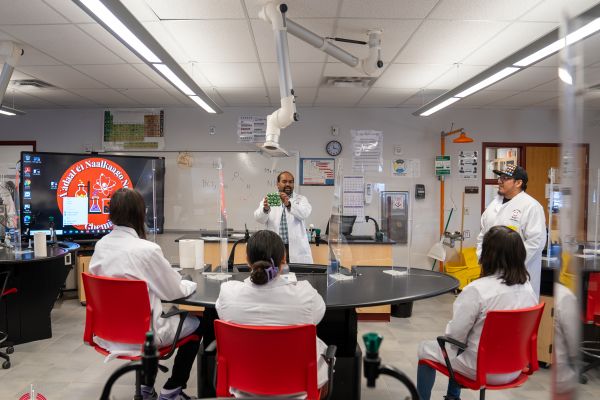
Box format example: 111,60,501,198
325,214,356,236
20,151,165,240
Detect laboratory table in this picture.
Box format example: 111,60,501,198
174,266,458,400
0,242,79,344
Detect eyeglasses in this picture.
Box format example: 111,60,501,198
497,175,515,182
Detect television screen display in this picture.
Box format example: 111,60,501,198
20,152,165,239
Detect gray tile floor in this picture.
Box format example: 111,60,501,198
0,294,599,399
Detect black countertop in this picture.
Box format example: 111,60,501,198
0,242,80,264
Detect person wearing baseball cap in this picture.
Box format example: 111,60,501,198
476,164,546,298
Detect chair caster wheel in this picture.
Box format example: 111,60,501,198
5,346,14,354
580,374,588,384
2,360,10,369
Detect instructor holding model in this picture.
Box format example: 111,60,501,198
476,164,546,298
254,171,313,264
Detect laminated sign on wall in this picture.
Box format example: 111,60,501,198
458,150,478,180
435,155,451,176
237,116,267,144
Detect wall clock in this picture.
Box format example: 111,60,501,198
326,140,342,156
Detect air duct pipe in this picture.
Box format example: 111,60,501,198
0,42,24,106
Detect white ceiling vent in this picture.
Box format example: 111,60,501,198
323,76,377,88
11,79,55,89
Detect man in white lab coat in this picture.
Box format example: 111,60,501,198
254,171,313,263
476,165,546,298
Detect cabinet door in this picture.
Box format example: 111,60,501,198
77,255,92,303
537,295,555,364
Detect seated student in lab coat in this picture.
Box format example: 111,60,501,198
216,230,328,398
89,188,200,400
417,225,538,400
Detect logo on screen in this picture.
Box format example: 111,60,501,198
24,154,31,162
23,204,31,213
23,215,31,224
50,181,58,190
24,179,31,186
24,166,31,176
56,157,132,231
23,191,31,199
32,168,40,175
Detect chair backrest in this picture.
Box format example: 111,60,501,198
81,272,152,345
476,303,545,384
586,272,600,323
0,271,8,298
214,320,319,399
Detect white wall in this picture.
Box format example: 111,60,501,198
3,106,591,266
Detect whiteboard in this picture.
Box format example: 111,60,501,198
118,151,298,230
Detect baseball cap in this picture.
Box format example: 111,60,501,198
493,164,528,183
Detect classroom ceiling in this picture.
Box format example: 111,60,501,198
2,0,600,111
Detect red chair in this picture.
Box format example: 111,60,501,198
581,272,600,383
0,270,17,369
419,303,545,400
213,320,336,399
82,272,201,399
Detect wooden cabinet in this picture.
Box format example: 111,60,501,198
538,295,555,365
77,255,92,304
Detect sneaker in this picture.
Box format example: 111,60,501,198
140,385,157,400
158,387,195,400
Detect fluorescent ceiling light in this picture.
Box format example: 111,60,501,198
456,67,520,98
154,64,195,96
566,17,600,44
420,97,460,117
514,40,564,67
189,95,216,114
79,0,161,63
0,109,16,116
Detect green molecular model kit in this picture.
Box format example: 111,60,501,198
266,192,282,207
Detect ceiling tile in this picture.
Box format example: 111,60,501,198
530,79,559,92
521,0,600,22
8,70,35,81
358,88,416,106
18,66,107,89
245,0,340,19
5,88,60,108
201,87,228,107
374,64,451,89
581,34,600,66
584,68,600,87
129,63,202,95
0,0,67,24
252,19,335,63
76,24,143,64
530,96,559,108
426,65,488,90
314,87,368,106
14,87,97,107
44,0,96,23
331,19,421,63
120,0,161,21
17,46,62,66
145,0,245,19
195,63,264,87
400,89,447,106
430,0,540,20
487,67,557,91
143,21,195,63
535,53,559,67
268,87,317,106
120,88,185,106
70,88,140,106
395,20,508,64
73,64,159,89
340,0,437,19
487,90,558,107
460,22,557,66
3,24,125,65
262,63,324,87
162,20,257,63
217,88,271,106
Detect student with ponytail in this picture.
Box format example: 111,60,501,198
216,230,328,394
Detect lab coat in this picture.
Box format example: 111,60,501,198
418,275,537,384
0,183,16,228
476,191,546,298
254,193,313,263
216,276,328,388
89,225,199,356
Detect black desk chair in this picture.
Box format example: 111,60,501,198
0,271,17,369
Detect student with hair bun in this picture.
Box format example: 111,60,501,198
216,230,328,395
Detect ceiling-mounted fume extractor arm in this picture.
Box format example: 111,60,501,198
259,2,297,155
0,41,24,106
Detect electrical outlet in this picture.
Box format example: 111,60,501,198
463,230,470,239
209,126,216,135
331,126,339,136
464,207,470,215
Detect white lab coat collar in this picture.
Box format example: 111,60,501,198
243,275,291,288
111,225,139,238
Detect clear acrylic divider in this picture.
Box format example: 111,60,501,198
593,168,600,266
11,161,28,254
150,159,157,243
326,158,348,286
544,167,559,262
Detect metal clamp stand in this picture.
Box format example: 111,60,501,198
363,333,420,400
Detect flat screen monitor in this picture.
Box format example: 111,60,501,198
20,152,165,240
325,215,356,236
